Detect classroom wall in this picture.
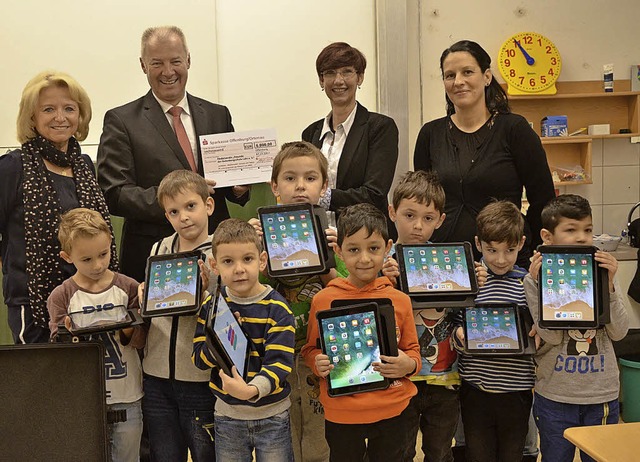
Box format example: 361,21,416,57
418,1,640,122
0,0,377,156
416,0,640,235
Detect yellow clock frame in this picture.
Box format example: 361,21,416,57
497,32,562,95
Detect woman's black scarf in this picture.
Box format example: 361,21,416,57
20,135,119,329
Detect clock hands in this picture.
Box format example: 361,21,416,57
513,39,535,65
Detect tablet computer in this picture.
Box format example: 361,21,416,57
66,305,138,336
316,302,390,397
538,245,601,329
205,289,252,380
142,250,203,318
396,242,479,308
463,304,525,355
330,298,398,357
258,203,330,277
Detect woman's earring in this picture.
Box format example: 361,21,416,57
321,87,324,92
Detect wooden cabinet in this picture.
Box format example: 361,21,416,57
504,80,640,186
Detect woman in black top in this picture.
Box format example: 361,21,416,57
302,42,399,235
413,40,555,265
0,71,117,343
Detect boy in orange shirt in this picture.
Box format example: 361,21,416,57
301,203,421,462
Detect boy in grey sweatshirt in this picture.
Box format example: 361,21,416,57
524,194,628,462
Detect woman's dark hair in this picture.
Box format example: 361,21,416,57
316,42,367,77
439,40,510,116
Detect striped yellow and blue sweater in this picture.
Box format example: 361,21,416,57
192,284,295,419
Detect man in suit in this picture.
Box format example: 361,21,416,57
97,25,248,283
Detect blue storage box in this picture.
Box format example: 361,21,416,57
541,115,568,137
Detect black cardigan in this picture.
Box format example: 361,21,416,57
413,113,555,263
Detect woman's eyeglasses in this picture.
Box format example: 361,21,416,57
321,69,357,80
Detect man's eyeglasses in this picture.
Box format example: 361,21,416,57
321,69,357,80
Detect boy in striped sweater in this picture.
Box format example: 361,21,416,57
453,201,535,461
193,218,295,461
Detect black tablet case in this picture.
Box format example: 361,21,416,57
259,204,335,277
0,343,108,461
395,243,478,309
330,298,399,356
538,246,610,329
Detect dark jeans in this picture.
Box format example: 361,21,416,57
325,405,411,462
460,382,532,462
533,392,619,462
7,304,50,344
403,382,459,462
142,375,216,462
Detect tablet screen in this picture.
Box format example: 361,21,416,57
540,251,596,323
145,252,200,314
464,306,522,353
318,308,386,392
260,206,322,273
69,305,129,329
399,243,476,295
212,293,250,378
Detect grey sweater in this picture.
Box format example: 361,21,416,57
524,274,629,404
143,233,216,382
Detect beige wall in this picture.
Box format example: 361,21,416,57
3,0,640,235
415,0,640,236
1,0,377,157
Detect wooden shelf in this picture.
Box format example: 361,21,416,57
505,80,640,136
542,133,640,142
502,80,640,186
545,138,592,186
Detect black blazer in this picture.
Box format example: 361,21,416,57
301,102,399,226
97,91,247,278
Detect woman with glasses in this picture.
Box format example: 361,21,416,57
302,42,399,234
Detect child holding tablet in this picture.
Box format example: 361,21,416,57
453,201,536,462
192,218,295,461
525,194,629,462
142,170,217,461
302,203,421,462
253,141,347,462
47,208,145,462
381,170,461,462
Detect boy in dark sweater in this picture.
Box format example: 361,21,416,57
193,218,295,461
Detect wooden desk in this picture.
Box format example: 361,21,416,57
564,422,640,461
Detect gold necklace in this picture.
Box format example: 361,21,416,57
46,160,72,177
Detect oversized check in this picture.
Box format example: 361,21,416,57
200,128,277,188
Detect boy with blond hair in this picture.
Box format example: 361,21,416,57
302,203,421,462
48,208,145,462
525,194,629,462
193,218,295,461
142,169,217,460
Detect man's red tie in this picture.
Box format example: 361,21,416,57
168,106,197,171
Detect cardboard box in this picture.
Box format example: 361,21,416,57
588,124,611,135
632,65,640,92
541,115,568,137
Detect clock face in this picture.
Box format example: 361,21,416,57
497,32,561,94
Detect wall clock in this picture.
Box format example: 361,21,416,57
497,32,562,95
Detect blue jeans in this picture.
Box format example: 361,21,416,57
142,375,216,462
109,399,143,462
533,392,619,462
215,410,294,462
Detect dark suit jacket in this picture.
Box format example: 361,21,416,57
97,91,248,279
301,102,399,229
